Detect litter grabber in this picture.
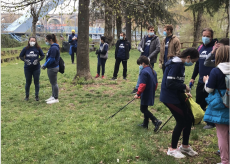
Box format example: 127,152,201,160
107,98,135,120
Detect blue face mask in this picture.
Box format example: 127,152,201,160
120,36,123,40
202,37,211,45
184,60,194,66
46,42,51,46
139,65,143,70
163,31,167,36
148,32,154,36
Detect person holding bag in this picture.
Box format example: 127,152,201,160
95,36,109,79
160,48,199,159
203,45,229,164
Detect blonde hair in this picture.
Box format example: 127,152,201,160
215,45,229,66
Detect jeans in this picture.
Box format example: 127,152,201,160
47,67,59,99
24,68,40,97
97,56,107,76
113,58,127,78
71,46,77,63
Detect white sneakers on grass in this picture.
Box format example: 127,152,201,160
45,96,59,104
167,145,198,159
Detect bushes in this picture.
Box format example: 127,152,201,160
1,34,23,48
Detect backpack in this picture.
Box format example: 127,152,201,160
59,57,65,74
217,75,230,108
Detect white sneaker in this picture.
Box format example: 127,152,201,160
45,96,54,102
46,99,59,104
167,148,186,158
179,145,198,156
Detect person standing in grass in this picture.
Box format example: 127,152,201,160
69,29,78,64
111,32,131,80
41,34,60,104
19,37,45,101
203,46,229,164
159,24,181,73
160,48,199,159
134,56,162,132
132,26,160,94
95,36,109,79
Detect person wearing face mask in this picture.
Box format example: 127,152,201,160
68,29,78,64
111,32,131,80
95,36,109,79
134,56,162,132
41,34,60,104
160,48,199,159
19,37,45,101
189,28,218,129
159,24,181,73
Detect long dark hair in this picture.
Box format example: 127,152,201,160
46,34,59,45
26,37,41,49
137,56,155,75
178,47,199,59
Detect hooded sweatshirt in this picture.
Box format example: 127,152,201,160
160,56,186,104
44,43,60,69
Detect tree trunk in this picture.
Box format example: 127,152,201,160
112,15,115,46
104,1,113,46
125,8,132,44
116,12,122,40
32,17,38,36
140,22,142,40
135,25,137,48
75,0,92,80
225,2,229,37
192,0,203,48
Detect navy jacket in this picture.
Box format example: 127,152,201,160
68,34,78,46
44,43,60,69
19,46,44,71
191,39,217,83
137,66,158,106
160,57,186,104
115,39,131,60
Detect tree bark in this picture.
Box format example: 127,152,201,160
32,18,38,36
225,2,229,37
75,0,92,80
192,0,204,48
112,15,115,46
140,22,142,40
125,8,132,44
116,12,122,40
104,0,113,46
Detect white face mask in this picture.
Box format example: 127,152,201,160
29,42,36,47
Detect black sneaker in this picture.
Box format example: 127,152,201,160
35,96,39,101
138,123,148,129
123,77,127,80
131,88,138,94
110,77,117,80
24,97,29,101
154,120,162,132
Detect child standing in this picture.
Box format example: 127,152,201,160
95,36,109,79
203,45,229,164
134,56,162,132
160,48,199,158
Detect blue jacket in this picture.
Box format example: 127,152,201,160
191,39,217,83
204,89,229,125
44,43,60,69
137,66,158,106
160,57,186,104
68,34,78,46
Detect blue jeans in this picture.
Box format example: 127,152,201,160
24,68,40,97
97,56,107,76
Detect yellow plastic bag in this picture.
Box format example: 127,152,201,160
182,94,205,125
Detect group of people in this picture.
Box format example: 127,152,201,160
19,25,229,163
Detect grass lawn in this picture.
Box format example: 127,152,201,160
1,47,220,164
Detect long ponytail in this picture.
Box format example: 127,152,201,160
46,34,59,45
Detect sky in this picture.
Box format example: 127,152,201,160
1,0,79,14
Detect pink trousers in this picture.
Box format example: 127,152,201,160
216,124,229,164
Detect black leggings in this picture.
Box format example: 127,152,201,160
164,103,193,149
140,105,157,124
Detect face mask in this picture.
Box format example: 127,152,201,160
184,59,193,66
148,32,154,36
139,65,143,70
120,36,123,40
46,42,51,46
72,33,75,35
29,42,36,47
163,31,167,36
202,37,211,45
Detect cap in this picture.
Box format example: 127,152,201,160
72,29,75,32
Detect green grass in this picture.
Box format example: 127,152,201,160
1,48,220,164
